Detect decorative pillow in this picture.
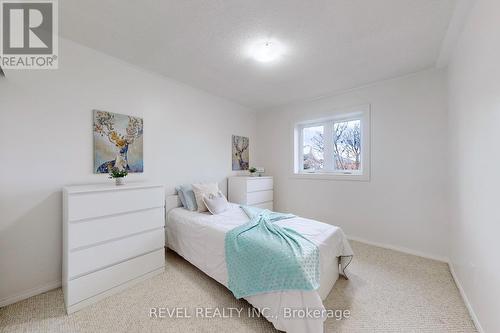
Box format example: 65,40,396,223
192,182,219,212
177,184,198,211
203,191,229,215
175,186,186,208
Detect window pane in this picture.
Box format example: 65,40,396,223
303,126,324,171
333,120,361,171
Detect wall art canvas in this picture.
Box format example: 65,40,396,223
93,110,144,173
232,135,249,171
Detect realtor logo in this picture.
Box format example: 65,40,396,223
0,0,58,69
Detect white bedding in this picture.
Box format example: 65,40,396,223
166,203,353,333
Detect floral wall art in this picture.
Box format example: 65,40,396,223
93,110,144,173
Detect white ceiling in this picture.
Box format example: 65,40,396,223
60,0,456,110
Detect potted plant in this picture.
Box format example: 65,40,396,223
248,167,257,177
109,167,128,185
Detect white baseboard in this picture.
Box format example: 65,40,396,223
448,263,484,333
0,280,62,308
347,235,449,262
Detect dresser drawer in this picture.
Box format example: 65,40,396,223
67,249,164,306
247,178,273,192
68,228,164,279
67,186,164,221
254,201,273,211
68,207,164,250
247,190,273,205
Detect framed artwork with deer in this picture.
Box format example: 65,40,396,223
232,135,249,171
93,110,144,173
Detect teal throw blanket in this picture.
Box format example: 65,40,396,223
225,206,320,299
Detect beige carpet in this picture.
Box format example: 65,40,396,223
0,241,477,333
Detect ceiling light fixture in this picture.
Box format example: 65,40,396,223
247,38,286,63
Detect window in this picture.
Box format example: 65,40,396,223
302,125,324,171
293,105,370,180
333,119,361,171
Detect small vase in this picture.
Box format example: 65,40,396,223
115,178,124,186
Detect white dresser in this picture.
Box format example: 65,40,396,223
228,176,273,210
62,183,165,313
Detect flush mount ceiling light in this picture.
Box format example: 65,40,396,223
247,38,286,63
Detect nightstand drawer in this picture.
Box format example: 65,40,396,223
254,201,273,211
247,178,273,192
68,207,164,250
68,228,164,279
247,190,273,205
67,186,164,221
67,249,164,306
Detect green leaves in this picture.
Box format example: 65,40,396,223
109,166,128,178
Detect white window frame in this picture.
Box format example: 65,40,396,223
292,104,370,181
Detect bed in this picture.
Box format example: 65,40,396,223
165,195,353,333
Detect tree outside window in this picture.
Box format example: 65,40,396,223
302,120,361,172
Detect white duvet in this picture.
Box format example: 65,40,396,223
166,203,353,333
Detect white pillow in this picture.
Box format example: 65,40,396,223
192,182,219,212
203,191,229,215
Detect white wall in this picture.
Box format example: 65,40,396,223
447,0,500,331
0,38,256,305
255,69,449,260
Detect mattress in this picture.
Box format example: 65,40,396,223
166,203,352,333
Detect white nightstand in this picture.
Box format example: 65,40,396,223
228,176,273,210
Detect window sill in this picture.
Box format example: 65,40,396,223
290,172,370,182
